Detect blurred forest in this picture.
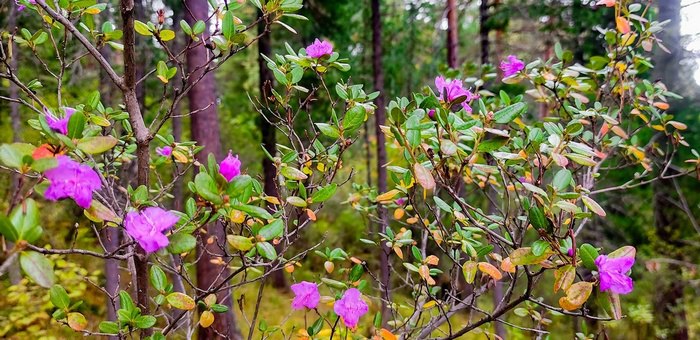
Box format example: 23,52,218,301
2,0,700,339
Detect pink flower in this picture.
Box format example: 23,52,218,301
124,207,179,253
434,76,477,113
595,254,635,295
45,107,76,135
500,55,525,78
596,0,615,7
306,39,333,59
44,156,101,209
291,281,320,310
156,146,173,157
219,151,241,182
333,288,368,329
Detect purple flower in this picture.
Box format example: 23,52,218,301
427,109,436,120
500,55,525,78
45,107,76,135
395,197,407,206
44,156,101,209
16,0,35,11
306,39,333,59
219,151,241,182
434,76,477,112
124,207,179,253
333,288,368,329
595,254,635,295
290,281,320,310
156,146,173,157
567,248,575,257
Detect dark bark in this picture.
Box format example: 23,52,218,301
133,0,147,108
121,0,153,336
185,0,239,338
257,11,286,290
479,0,490,65
99,11,121,336
446,0,458,68
371,0,391,325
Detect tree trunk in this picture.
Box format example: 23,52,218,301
446,0,458,68
479,0,490,65
257,11,286,290
99,10,121,337
371,0,391,326
185,1,239,338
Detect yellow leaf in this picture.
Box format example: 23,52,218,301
559,281,593,311
424,255,440,266
478,262,502,281
85,7,101,14
553,265,575,293
264,196,281,205
67,312,87,331
419,265,435,285
199,310,215,328
376,189,401,202
393,208,405,220
393,246,404,260
462,261,478,284
157,75,169,84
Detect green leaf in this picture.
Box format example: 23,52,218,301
256,242,277,260
77,136,118,154
159,29,175,41
286,196,307,207
49,285,71,309
227,235,254,251
320,277,347,289
166,292,195,310
10,198,42,243
134,20,152,36
433,196,452,212
19,251,55,288
232,204,273,220
309,316,324,336
0,214,18,242
149,266,168,292
167,233,196,254
348,264,364,282
528,205,547,231
194,172,222,205
192,20,206,35
0,143,35,168
119,290,136,312
211,304,229,313
509,247,551,266
552,169,573,191
579,244,599,270
222,11,235,40
311,184,337,203
134,315,157,329
532,240,550,256
99,321,121,334
343,105,366,133
257,219,284,240
316,123,340,138
67,111,86,139
280,166,308,180
493,102,527,124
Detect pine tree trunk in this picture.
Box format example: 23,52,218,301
479,0,490,65
185,0,240,338
371,0,391,325
258,11,287,290
446,0,458,68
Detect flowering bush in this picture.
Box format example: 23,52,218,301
0,0,696,339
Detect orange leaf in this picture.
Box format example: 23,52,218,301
380,328,398,340
419,265,435,285
413,163,436,191
199,310,215,328
616,17,631,34
500,257,516,273
424,255,440,266
553,265,576,293
478,262,502,281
